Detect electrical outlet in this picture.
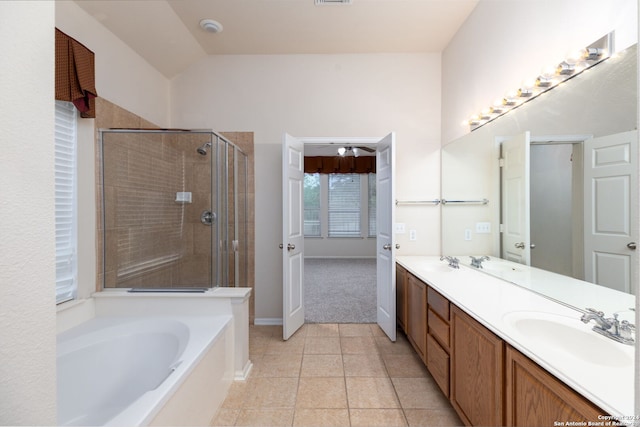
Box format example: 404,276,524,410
409,229,417,241
395,223,406,234
464,229,472,241
476,222,491,234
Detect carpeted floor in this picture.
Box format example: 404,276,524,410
304,258,377,323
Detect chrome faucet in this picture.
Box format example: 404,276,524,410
440,256,460,269
580,308,635,345
469,255,490,268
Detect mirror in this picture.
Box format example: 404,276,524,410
441,43,637,313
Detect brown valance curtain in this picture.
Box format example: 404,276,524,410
304,156,376,174
55,28,98,118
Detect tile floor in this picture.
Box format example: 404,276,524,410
211,323,463,427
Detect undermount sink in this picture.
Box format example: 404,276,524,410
502,311,633,368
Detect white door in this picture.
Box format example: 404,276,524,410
376,133,396,341
282,134,305,340
584,130,638,294
501,132,531,265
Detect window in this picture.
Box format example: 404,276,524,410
55,101,77,304
328,174,361,237
368,173,376,237
303,172,376,238
304,173,321,236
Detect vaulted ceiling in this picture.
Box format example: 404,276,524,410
74,0,478,78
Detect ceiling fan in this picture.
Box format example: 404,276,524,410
337,146,375,157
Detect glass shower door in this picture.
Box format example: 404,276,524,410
101,130,217,289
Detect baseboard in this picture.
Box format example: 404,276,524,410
234,360,253,381
254,317,283,325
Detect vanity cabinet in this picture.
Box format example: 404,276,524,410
396,264,407,331
451,306,504,427
406,272,427,362
505,345,605,426
426,287,451,397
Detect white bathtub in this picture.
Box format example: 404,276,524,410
57,315,233,426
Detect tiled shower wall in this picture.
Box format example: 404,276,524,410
95,98,256,321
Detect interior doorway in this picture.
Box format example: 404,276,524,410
302,138,379,324
282,133,397,340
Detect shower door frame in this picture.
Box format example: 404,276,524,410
98,128,248,290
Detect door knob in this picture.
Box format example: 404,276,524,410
530,243,536,249
514,242,525,249
279,243,284,249
383,243,392,250
627,242,637,250
287,243,295,251
396,244,401,249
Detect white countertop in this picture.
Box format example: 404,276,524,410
396,255,635,421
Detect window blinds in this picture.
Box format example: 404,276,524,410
328,174,361,237
55,101,77,304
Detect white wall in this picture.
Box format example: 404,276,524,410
442,0,638,145
55,1,171,127
171,53,442,320
0,2,57,424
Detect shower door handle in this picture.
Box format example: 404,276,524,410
232,240,239,252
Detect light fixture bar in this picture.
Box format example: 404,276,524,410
466,32,614,131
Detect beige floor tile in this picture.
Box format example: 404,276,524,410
235,408,294,427
404,408,464,427
339,323,374,336
243,377,299,408
250,325,281,338
300,354,344,377
264,334,305,354
341,336,379,354
221,381,249,409
383,353,429,377
296,377,348,409
292,409,350,427
210,408,239,426
343,353,387,377
305,323,340,337
375,335,415,355
392,377,450,409
252,353,302,377
369,324,387,337
350,409,408,427
346,377,400,408
304,337,342,354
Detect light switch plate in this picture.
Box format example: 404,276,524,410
395,223,406,234
476,222,491,233
464,229,472,241
409,229,417,241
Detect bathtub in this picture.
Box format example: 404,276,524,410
57,314,233,426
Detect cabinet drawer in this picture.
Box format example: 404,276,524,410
427,333,450,397
428,287,450,321
428,309,450,349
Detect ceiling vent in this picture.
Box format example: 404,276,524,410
314,0,353,5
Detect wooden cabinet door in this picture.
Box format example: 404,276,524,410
505,346,606,426
451,306,504,426
396,264,407,332
406,273,427,361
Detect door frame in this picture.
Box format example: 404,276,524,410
283,135,393,337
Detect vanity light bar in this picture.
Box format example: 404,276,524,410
466,32,614,131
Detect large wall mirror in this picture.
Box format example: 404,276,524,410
441,43,637,313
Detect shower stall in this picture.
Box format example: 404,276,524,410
99,129,248,290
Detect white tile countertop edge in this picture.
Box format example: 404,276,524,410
396,255,635,421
